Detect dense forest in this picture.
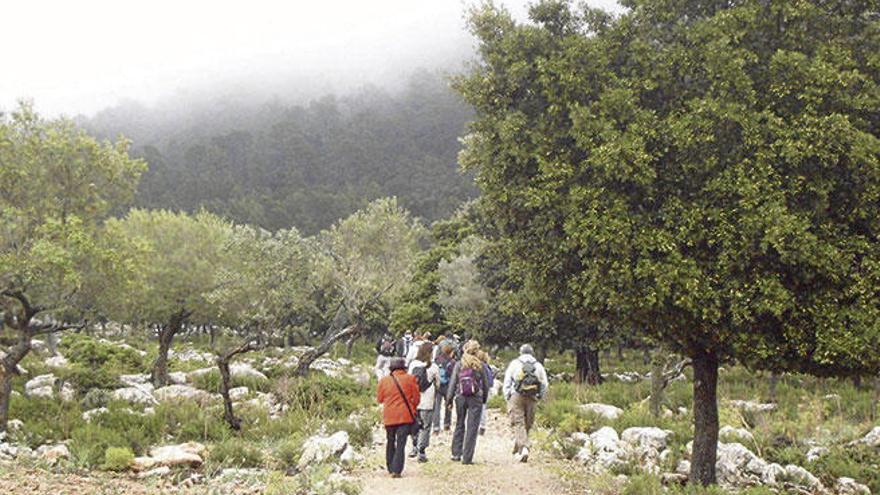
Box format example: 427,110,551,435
83,70,476,234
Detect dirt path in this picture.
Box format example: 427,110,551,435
358,410,584,495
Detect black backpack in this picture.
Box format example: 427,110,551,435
412,365,431,392
515,360,541,397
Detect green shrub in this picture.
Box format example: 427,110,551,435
102,446,134,472
809,445,880,493
326,417,374,449
60,334,144,372
8,395,83,448
209,438,265,468
70,423,131,467
275,375,371,418
190,369,271,393
273,436,306,469
81,388,113,410
623,473,664,495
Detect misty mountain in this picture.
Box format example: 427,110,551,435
83,69,476,234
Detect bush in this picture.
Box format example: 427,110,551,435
275,375,371,418
809,445,880,493
81,388,113,410
327,417,374,449
273,436,306,470
209,438,265,468
8,395,83,448
623,474,664,495
70,424,131,468
102,446,134,472
190,369,271,393
60,334,144,372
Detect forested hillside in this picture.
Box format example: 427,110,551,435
83,70,476,234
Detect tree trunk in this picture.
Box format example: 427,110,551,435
209,325,216,347
217,356,241,430
617,344,624,360
0,367,13,433
295,325,358,377
852,375,862,389
690,349,719,486
575,347,603,385
151,310,186,387
0,329,33,433
650,351,665,417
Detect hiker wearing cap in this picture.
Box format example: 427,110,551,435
503,344,549,463
377,357,421,478
446,340,490,464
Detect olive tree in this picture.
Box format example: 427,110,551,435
0,104,145,431
101,209,232,387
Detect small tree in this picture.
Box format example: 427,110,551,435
297,197,424,375
101,209,232,387
0,104,145,431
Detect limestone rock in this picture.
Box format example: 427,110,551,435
168,371,187,385
761,463,786,485
119,374,152,387
82,407,109,422
837,477,871,495
715,442,767,486
138,466,171,478
298,431,350,469
38,444,70,463
148,442,206,468
719,425,754,444
44,355,69,368
850,426,880,448
727,400,776,414
228,386,249,402
621,427,672,452
579,403,624,420
806,446,828,463
153,384,215,404
113,386,158,406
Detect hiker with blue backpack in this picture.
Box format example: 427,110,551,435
503,344,549,463
432,342,456,433
446,340,490,464
407,342,439,462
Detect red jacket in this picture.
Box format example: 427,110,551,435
377,369,420,426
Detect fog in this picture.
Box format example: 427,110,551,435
1,0,621,118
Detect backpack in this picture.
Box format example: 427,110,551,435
515,360,541,397
412,365,431,392
379,338,396,357
436,356,451,386
458,367,482,397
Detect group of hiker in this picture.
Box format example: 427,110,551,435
375,330,549,478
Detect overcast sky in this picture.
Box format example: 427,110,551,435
1,0,621,117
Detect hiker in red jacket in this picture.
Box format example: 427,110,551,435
377,357,421,477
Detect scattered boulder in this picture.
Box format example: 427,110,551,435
339,445,363,466
168,372,187,385
714,442,767,486
153,385,216,404
38,444,70,463
169,348,213,363
7,419,24,431
147,442,206,468
580,403,624,420
119,374,152,387
131,456,157,472
727,400,776,414
25,374,57,398
806,446,828,463
82,407,109,422
782,464,824,492
719,425,754,444
850,426,880,448
621,427,672,452
311,358,343,378
113,386,159,406
298,431,350,470
574,426,629,470
228,386,249,402
761,463,786,485
837,477,871,495
44,355,69,368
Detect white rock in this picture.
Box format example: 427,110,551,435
719,425,754,443
25,374,57,396
168,372,187,385
113,386,159,406
715,442,767,486
298,431,350,469
806,446,828,463
119,374,152,387
131,456,157,471
228,386,249,402
38,444,70,463
59,382,75,402
311,358,343,378
727,400,776,414
153,385,215,404
7,419,24,431
138,466,171,478
229,362,268,381
837,477,871,495
169,348,213,362
148,442,206,467
44,355,69,368
783,464,823,491
851,426,880,448
676,460,691,475
339,445,363,466
30,339,47,353
583,427,629,470
570,432,591,446
621,427,672,451
580,403,624,420
82,408,109,422
761,462,786,485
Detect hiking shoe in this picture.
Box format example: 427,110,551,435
451,456,461,462
418,454,428,463
520,447,529,463
391,473,401,478
479,427,486,436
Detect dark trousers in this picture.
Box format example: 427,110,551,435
451,395,483,463
433,386,453,430
385,423,413,474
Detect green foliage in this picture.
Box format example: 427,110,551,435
87,70,475,236
809,445,880,493
275,374,372,419
58,334,146,392
623,473,664,495
70,423,131,468
208,438,265,468
190,369,270,393
101,446,134,472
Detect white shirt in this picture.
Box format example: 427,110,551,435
503,354,549,400
408,359,440,410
